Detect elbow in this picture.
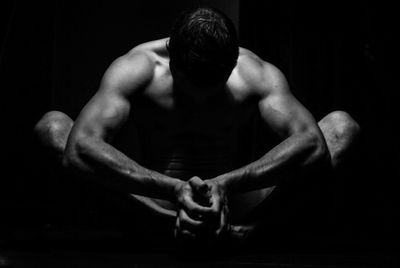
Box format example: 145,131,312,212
62,142,79,170
316,137,331,167
306,130,331,168
62,134,90,170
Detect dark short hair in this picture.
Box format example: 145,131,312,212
167,7,239,86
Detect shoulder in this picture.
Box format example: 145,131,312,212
101,52,153,95
129,37,170,57
235,47,289,98
101,38,170,95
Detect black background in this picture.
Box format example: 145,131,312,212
1,0,398,255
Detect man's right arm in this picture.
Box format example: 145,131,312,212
63,52,181,200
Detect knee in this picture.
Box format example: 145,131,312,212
327,111,360,142
34,111,73,145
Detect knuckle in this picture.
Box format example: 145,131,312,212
180,212,189,222
211,206,219,215
187,204,197,213
182,196,191,206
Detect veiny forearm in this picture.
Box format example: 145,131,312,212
213,131,329,193
64,136,181,200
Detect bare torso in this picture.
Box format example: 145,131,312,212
118,38,273,220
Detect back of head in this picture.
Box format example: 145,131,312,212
167,7,239,86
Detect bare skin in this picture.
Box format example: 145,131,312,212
35,37,360,242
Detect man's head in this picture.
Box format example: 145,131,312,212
167,7,239,94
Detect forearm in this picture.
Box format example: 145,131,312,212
64,136,181,200
212,131,329,193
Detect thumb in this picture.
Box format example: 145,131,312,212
189,176,209,196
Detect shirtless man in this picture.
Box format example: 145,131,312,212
34,7,359,244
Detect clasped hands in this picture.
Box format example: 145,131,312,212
173,176,229,241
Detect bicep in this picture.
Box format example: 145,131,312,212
259,91,317,138
73,91,130,142
257,65,318,138
69,52,152,143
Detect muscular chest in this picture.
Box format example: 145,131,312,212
132,91,256,148
133,93,254,141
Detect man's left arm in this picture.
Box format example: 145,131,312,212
210,63,331,195
179,63,331,238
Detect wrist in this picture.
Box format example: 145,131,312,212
209,174,231,194
211,168,251,194
171,179,184,202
